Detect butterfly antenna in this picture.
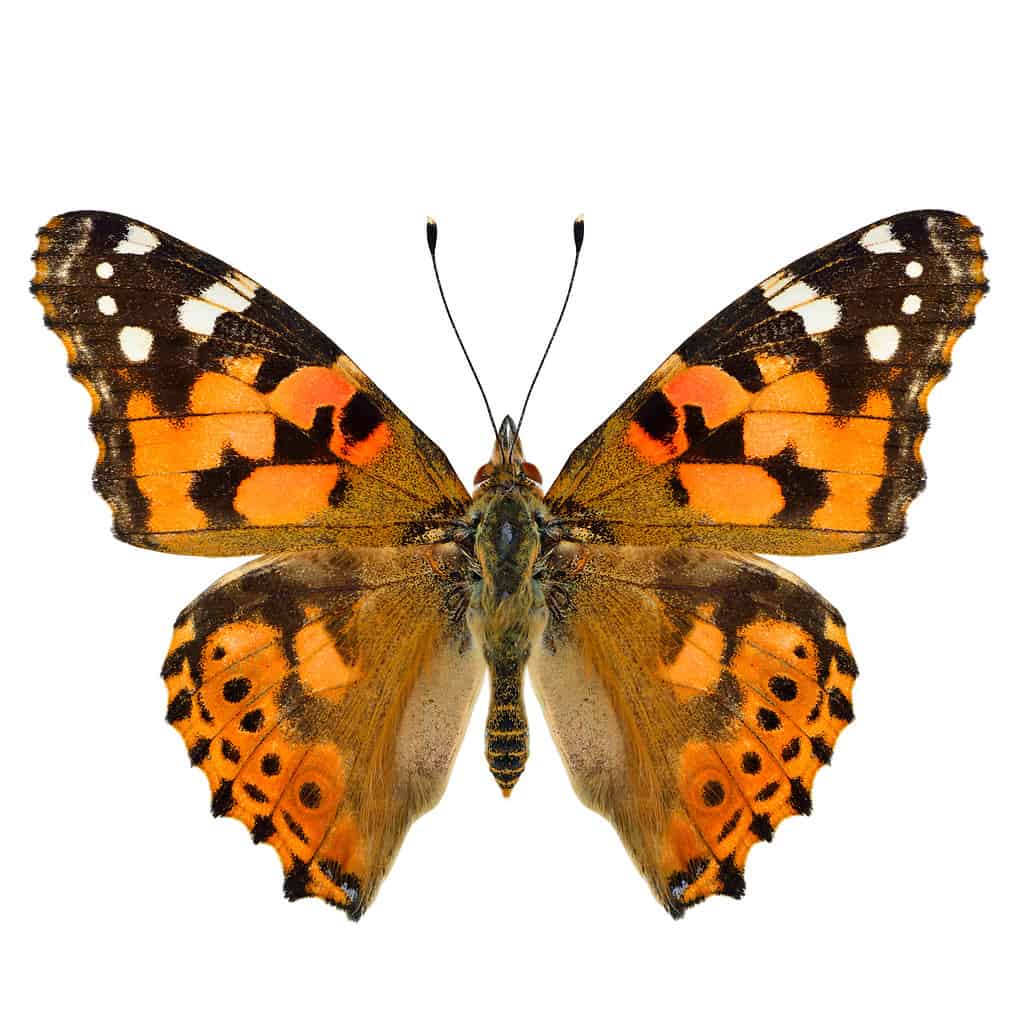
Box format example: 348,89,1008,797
512,216,584,453
427,218,501,448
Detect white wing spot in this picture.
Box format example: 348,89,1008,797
859,223,905,254
866,325,900,361
177,273,258,336
797,297,842,333
118,325,154,361
758,270,794,301
97,295,118,316
177,298,219,335
95,261,114,279
768,280,817,308
905,260,923,278
762,277,842,334
224,271,259,301
901,294,922,315
115,224,160,255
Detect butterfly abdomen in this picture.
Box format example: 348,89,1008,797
486,670,529,796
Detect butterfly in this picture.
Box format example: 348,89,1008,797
32,209,986,919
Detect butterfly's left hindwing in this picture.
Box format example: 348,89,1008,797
34,212,468,555
162,545,483,917
546,211,986,554
531,544,857,915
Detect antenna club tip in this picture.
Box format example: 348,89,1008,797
426,218,438,255
573,215,584,251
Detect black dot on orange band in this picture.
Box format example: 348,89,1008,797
240,709,264,732
769,676,798,701
701,780,726,807
222,677,251,703
299,781,322,809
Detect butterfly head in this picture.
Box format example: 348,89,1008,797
473,414,543,492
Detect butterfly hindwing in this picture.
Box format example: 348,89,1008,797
33,211,468,555
531,543,857,915
162,544,484,916
545,211,986,553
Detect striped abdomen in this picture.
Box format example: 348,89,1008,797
486,672,529,796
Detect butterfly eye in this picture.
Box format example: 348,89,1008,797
522,461,543,485
473,464,493,485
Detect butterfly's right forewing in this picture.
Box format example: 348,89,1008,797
545,211,986,554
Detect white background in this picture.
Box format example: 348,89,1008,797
2,3,1020,1021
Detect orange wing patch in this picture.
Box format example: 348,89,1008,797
659,607,856,910
676,464,784,525
628,365,752,464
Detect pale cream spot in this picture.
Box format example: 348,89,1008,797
763,277,842,334
177,273,259,336
115,223,160,255
866,324,900,361
768,280,817,309
797,297,842,333
95,261,114,279
118,325,154,361
905,260,923,278
901,294,922,315
224,270,259,300
859,223,905,254
97,295,118,316
177,298,219,335
759,269,795,301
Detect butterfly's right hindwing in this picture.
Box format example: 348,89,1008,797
531,544,857,916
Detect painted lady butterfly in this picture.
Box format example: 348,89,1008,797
33,210,986,918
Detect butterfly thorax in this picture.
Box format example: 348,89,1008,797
465,419,553,794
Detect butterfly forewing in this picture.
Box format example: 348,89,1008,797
33,211,468,555
545,211,986,554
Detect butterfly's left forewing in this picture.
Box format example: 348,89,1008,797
34,211,468,555
163,545,483,916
